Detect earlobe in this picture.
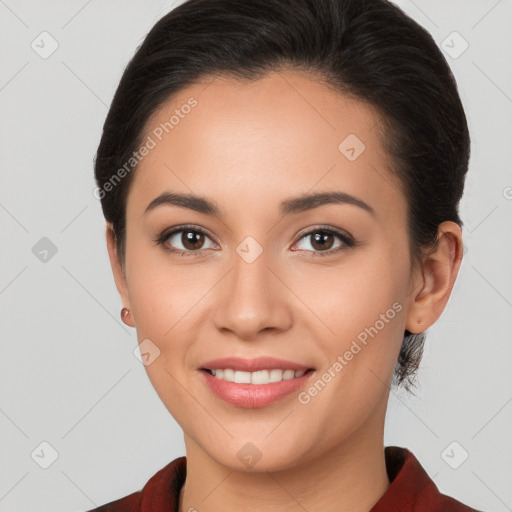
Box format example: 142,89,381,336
105,223,133,325
405,222,463,334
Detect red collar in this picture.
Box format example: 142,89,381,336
90,446,479,511
369,446,478,511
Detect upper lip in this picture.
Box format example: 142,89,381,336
200,356,313,372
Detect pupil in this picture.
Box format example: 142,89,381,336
184,231,204,250
313,232,333,251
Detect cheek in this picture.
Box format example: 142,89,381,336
125,249,221,404
125,255,202,418
292,260,406,440
290,249,407,395
288,249,405,334
126,243,212,337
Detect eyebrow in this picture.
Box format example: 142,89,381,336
144,190,376,218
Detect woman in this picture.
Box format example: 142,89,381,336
90,0,480,510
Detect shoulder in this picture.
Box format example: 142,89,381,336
375,446,485,512
427,492,483,512
83,456,187,512
85,492,142,512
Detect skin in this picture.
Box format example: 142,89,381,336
106,69,463,512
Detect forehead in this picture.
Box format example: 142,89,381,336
128,69,405,224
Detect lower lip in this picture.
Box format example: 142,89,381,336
200,369,314,408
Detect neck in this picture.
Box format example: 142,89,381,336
178,416,390,512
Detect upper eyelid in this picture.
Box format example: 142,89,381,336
295,225,351,239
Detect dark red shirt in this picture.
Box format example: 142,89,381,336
87,446,482,511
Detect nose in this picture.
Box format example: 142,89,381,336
212,246,293,340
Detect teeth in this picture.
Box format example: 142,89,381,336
209,368,307,384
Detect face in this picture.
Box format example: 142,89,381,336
108,69,430,471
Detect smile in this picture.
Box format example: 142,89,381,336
200,368,315,408
205,368,307,384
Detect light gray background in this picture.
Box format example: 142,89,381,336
0,0,511,511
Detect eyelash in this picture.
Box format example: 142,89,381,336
154,224,356,258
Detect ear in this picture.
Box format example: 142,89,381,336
105,223,135,327
405,221,464,334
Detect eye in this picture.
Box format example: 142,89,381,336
155,225,218,255
155,224,356,257
292,226,355,257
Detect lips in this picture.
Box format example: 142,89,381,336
200,356,314,372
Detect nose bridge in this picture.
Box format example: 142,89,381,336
230,228,274,292
230,240,274,314
212,236,291,338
